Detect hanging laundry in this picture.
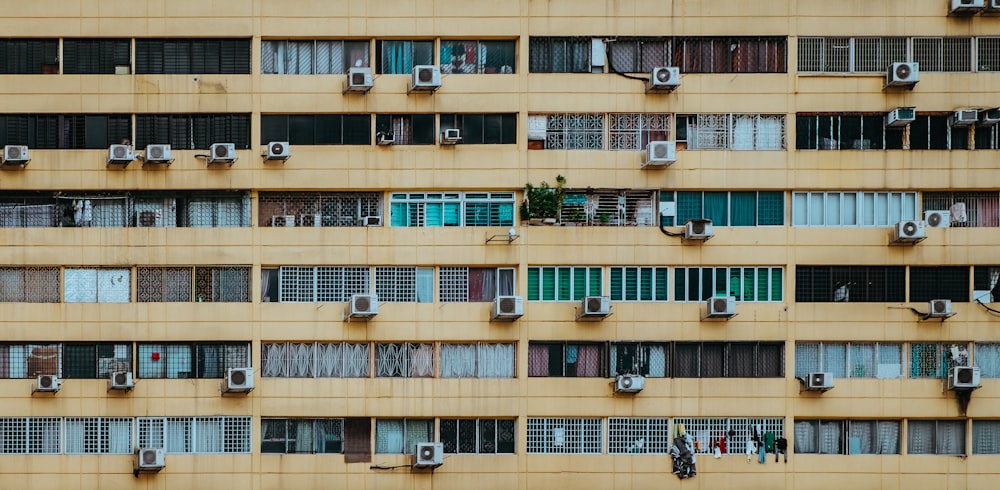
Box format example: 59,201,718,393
776,437,788,463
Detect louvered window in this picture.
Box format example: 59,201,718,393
260,114,371,145
63,39,130,74
0,39,58,74
135,38,251,74
135,113,251,149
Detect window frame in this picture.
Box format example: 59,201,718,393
439,418,516,454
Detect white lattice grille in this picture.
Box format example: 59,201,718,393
261,342,371,378
0,267,59,302
526,418,603,454
375,266,431,302
608,113,671,151
672,417,784,455
64,417,133,454
0,418,61,454
922,192,999,227
439,267,468,302
376,343,434,378
138,416,251,454
608,417,672,454
258,192,383,227
542,114,605,149
278,266,371,303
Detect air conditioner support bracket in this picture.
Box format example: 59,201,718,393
574,306,612,322
486,232,519,244
343,310,373,322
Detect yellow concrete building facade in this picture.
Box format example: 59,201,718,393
0,0,999,488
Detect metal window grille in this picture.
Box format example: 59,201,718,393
440,40,516,75
389,192,515,227
688,114,729,149
825,37,852,72
0,343,62,378
922,192,999,227
0,418,61,454
258,192,383,227
607,418,672,454
560,189,657,227
184,195,251,227
672,417,784,455
543,114,605,150
137,267,192,302
261,342,371,378
62,342,132,379
853,37,906,73
64,417,132,454
910,342,970,378
439,267,469,302
607,37,671,73
0,267,59,302
797,37,825,72
440,419,516,454
794,342,903,379
673,266,783,302
608,113,671,151
609,342,669,377
261,40,369,75
374,419,434,454
136,342,250,379
261,418,344,454
375,343,434,378
138,416,251,454
374,266,418,302
278,266,371,303
978,37,1000,71
526,418,603,454
192,266,251,302
909,266,969,303
528,37,591,73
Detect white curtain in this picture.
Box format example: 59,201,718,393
139,418,165,450
647,345,667,377
97,269,130,302
440,344,477,378
908,421,935,454
819,420,842,454
794,421,816,453
63,269,96,303
936,421,965,454
167,418,192,453
975,343,1000,377
973,420,1000,454
375,419,404,453
877,421,900,454
756,115,784,149
822,344,847,378
731,115,754,150
37,418,62,454
405,420,433,453
108,418,132,454
195,418,222,453
295,420,314,453
479,343,515,378
416,268,434,303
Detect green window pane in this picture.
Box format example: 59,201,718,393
728,268,741,300
676,192,702,224
569,268,584,301
659,192,676,226
716,268,729,297
625,267,638,301
527,268,539,300
730,192,757,226
497,203,514,226
443,202,460,226
465,202,488,226
757,268,769,301
390,203,407,227
704,192,728,226
588,267,602,297
770,268,783,301
655,268,669,301
425,203,443,227
610,268,623,301
674,268,687,301
757,191,785,225
542,267,556,301
743,268,756,301
639,267,652,301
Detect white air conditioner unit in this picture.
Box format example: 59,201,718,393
346,294,379,319
2,145,30,167
107,144,135,167
886,62,919,88
264,141,290,161
684,219,714,240
441,128,462,145
34,374,62,393
271,215,296,227
135,447,165,471
578,296,612,319
950,109,978,127
614,374,645,393
946,366,981,390
108,371,135,391
143,144,173,164
804,372,834,391
360,215,382,226
376,132,395,146
647,66,680,92
344,67,374,93
643,141,676,168
208,143,237,166
410,65,442,93
980,108,1000,125
492,295,524,321
886,107,916,127
222,367,254,393
927,299,953,318
924,210,951,228
412,442,443,468
892,220,926,244
705,296,737,319
950,0,986,14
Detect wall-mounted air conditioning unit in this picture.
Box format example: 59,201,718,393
925,210,951,228
980,108,1000,125
886,62,919,88
886,107,916,127
376,132,395,146
704,296,737,319
264,141,290,161
804,372,834,391
950,0,986,14
107,144,135,168
135,447,165,472
1,145,30,168
412,442,444,468
409,65,441,93
492,295,524,321
142,144,173,165
346,294,379,320
441,128,462,145
108,371,135,391
946,366,981,390
684,219,714,240
344,67,374,93
891,219,926,244
642,141,676,168
927,299,953,318
208,143,237,166
577,296,612,320
647,66,680,92
360,216,382,226
950,109,978,127
222,367,254,394
614,374,645,393
34,374,62,393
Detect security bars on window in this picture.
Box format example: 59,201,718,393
526,418,603,454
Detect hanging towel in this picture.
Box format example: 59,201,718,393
764,431,776,453
757,441,766,463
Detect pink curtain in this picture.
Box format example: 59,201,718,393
528,345,549,376
575,345,600,377
978,199,999,227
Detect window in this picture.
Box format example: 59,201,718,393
526,266,602,301
527,342,605,377
606,37,672,73
975,343,1000,378
674,37,786,73
181,193,251,227
0,196,61,228
536,114,604,150
661,191,785,226
910,343,969,379
672,417,784,455
795,114,903,150
374,114,435,145
375,266,433,302
390,192,515,227
922,192,1000,228
273,266,371,303
63,39,130,74
561,189,658,226
0,39,58,74
794,342,904,379
912,37,972,72
261,40,370,74
974,124,1000,150
134,114,251,150
609,267,669,302
440,419,515,454
136,342,250,379
978,37,1000,71
672,342,784,378
135,39,251,74
137,416,252,453
908,420,966,455
607,418,672,454
62,343,132,379
909,266,969,302
909,114,963,150
259,114,371,145
0,344,61,378
0,267,60,302
673,267,783,302
608,113,671,150
0,418,61,454
194,266,251,302
677,114,785,150
439,267,515,302
376,40,433,74
137,267,192,302
63,268,130,303
0,114,132,149
795,266,905,302
440,40,515,74
794,420,900,455
439,114,516,144
261,419,344,454
138,266,249,302
798,36,979,73
261,342,370,378
792,191,919,227
972,420,1000,454
258,192,382,228
374,419,433,453
439,343,515,378
64,417,133,454
375,343,434,378
528,37,592,73
609,342,669,377
526,418,602,454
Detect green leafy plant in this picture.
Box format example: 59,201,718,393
521,175,566,221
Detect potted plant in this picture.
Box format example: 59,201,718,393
521,175,566,225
